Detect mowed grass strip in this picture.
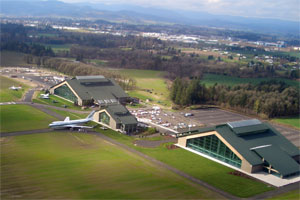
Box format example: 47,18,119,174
201,73,300,89
47,108,88,119
272,117,300,129
0,76,29,102
98,129,274,198
0,132,223,199
0,105,56,132
267,189,300,200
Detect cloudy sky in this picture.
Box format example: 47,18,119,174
60,0,300,21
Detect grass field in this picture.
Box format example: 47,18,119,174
0,76,29,102
201,73,300,88
43,44,72,53
96,129,273,198
0,132,222,199
118,69,172,107
0,105,56,133
0,51,35,67
268,190,300,200
272,117,300,129
48,108,88,119
33,92,85,110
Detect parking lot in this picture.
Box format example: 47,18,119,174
130,106,300,147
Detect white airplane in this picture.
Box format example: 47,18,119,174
40,93,50,99
9,86,22,90
49,111,95,129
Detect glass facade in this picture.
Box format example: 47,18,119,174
187,135,242,168
54,84,77,103
100,112,110,125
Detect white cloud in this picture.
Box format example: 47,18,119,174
61,0,300,21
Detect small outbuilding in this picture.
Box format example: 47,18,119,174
93,104,138,135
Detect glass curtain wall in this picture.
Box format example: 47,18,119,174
187,135,242,168
54,84,77,102
100,112,110,125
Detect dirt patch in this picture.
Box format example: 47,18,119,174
229,170,254,180
166,144,179,150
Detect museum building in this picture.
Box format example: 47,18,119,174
177,119,300,178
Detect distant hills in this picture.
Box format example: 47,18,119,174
1,0,299,36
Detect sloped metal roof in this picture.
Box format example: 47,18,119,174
65,77,128,102
253,145,300,176
178,120,300,174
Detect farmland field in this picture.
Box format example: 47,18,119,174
272,117,300,129
118,69,172,107
97,128,273,198
43,44,72,53
0,51,35,67
0,75,29,102
0,105,56,133
201,73,299,88
0,132,222,199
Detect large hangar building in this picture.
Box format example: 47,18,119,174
49,75,137,134
177,119,300,179
49,75,129,106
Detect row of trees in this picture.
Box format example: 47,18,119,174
170,79,299,118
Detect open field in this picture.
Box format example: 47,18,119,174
0,105,56,133
201,73,300,88
0,132,222,199
33,91,86,110
0,51,35,67
97,128,273,198
272,117,300,129
0,75,29,102
268,190,300,200
118,69,172,107
42,44,72,53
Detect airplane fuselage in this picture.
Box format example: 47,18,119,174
49,119,89,128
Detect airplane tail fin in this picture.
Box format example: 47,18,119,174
86,111,95,120
64,117,70,122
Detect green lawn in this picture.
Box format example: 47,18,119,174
0,132,222,199
268,190,300,200
48,108,88,119
118,69,172,107
0,51,36,67
0,105,56,132
33,92,86,110
0,76,29,102
201,73,300,89
272,117,300,129
97,128,274,198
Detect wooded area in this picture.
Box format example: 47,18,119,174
170,79,299,118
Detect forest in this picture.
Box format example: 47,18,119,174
170,79,299,118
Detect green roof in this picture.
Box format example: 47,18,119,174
178,120,300,176
105,104,137,125
253,145,300,177
64,76,128,102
